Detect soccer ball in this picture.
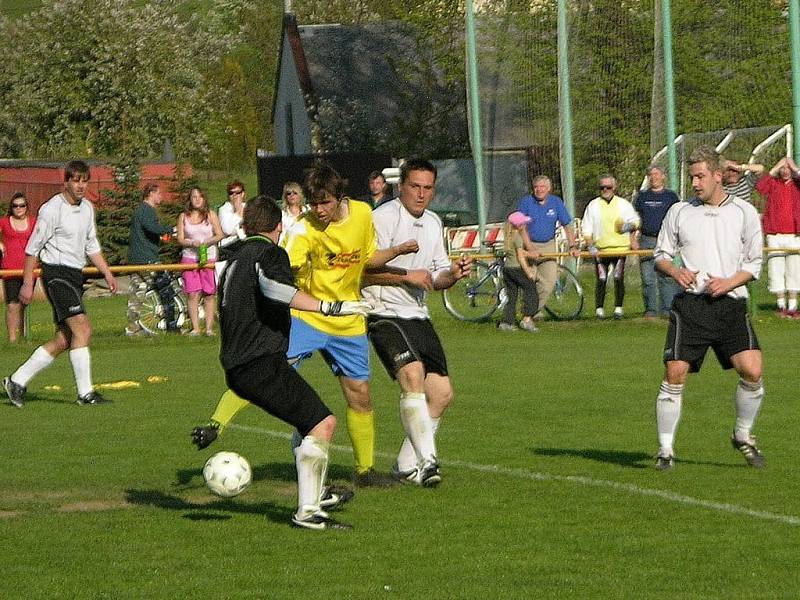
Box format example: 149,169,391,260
202,451,252,498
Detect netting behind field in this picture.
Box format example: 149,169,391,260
474,0,793,218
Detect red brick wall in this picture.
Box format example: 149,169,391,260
0,163,190,216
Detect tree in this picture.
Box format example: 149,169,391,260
0,0,235,165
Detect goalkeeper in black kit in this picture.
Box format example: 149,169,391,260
217,195,369,530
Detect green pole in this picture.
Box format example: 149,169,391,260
557,0,575,218
662,0,678,190
465,0,488,248
790,0,800,158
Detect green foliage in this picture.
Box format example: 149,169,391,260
0,0,235,165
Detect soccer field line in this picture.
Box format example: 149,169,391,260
229,423,800,527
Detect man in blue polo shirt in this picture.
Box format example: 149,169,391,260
633,165,679,318
517,175,580,316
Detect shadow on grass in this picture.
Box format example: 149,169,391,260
124,488,292,525
173,461,353,488
532,447,739,470
532,447,652,469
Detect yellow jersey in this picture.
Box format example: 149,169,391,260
282,198,376,335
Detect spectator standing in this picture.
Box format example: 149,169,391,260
361,158,472,487
582,175,640,319
756,156,800,317
280,181,305,243
633,166,680,318
177,187,223,336
497,212,540,332
218,180,247,245
516,175,580,319
723,160,764,207
360,170,393,209
4,160,117,407
0,192,36,342
126,183,177,335
652,146,765,470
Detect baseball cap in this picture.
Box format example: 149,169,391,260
507,211,531,227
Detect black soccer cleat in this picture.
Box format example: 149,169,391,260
655,453,675,471
191,422,220,450
319,485,354,511
731,433,765,468
391,464,420,485
3,376,26,408
353,468,397,488
419,460,442,487
76,391,110,405
291,511,353,531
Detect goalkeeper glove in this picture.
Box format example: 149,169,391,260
588,244,599,257
320,300,372,317
619,221,636,233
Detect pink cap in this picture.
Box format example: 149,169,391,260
507,211,531,227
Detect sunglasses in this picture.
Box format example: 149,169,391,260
285,190,299,196
598,185,614,191
228,189,243,196
11,203,27,208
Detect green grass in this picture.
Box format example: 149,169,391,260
2,283,799,599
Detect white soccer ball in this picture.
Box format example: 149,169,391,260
203,451,252,498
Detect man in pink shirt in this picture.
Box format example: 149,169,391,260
756,156,800,317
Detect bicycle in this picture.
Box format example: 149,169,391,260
442,251,584,322
129,270,192,335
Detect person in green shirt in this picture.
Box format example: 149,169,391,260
126,183,176,335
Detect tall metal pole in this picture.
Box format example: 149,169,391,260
465,0,488,246
662,0,678,190
557,0,575,217
790,0,800,158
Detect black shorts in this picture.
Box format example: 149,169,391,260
664,294,760,373
41,264,86,324
225,353,332,437
367,315,448,379
3,278,22,303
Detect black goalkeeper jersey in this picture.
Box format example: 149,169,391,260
218,236,294,370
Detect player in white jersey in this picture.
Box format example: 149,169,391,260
4,160,117,407
652,146,765,470
362,158,472,486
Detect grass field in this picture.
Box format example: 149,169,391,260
2,278,799,599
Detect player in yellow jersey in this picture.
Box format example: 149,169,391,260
192,162,416,487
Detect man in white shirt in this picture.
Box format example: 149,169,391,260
652,146,765,470
4,160,117,407
362,158,472,486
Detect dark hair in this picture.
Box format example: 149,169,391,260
368,170,385,181
243,195,282,236
304,161,346,202
400,158,437,183
183,186,209,221
226,180,245,194
141,183,160,202
64,160,90,181
6,191,27,216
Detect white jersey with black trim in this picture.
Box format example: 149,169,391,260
654,195,762,299
25,193,101,269
362,198,452,320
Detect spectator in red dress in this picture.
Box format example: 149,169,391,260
0,193,36,342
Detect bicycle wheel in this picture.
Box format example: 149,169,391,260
442,261,503,322
544,265,584,320
137,288,168,335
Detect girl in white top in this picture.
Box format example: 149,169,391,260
280,181,305,244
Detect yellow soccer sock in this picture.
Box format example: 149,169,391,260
346,407,375,474
210,389,251,433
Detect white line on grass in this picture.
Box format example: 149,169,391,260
230,423,800,527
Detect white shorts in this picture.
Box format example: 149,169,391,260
765,234,800,293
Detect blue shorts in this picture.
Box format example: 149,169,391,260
288,317,370,380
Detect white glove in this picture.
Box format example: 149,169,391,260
619,221,636,233
320,300,372,317
588,244,599,257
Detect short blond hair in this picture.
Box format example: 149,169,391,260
688,145,723,173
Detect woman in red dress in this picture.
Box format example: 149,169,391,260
0,192,36,342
